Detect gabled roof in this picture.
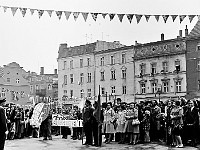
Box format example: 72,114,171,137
189,17,200,37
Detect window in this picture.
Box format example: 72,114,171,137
111,70,116,80
64,75,67,85
87,58,91,66
111,55,115,65
35,85,39,90
151,63,157,75
175,81,181,92
122,53,126,64
162,62,168,72
198,80,200,91
70,60,73,69
100,71,105,81
175,60,180,72
140,64,146,75
70,90,73,97
87,89,91,97
101,87,105,95
30,85,33,93
40,84,45,89
80,89,84,98
7,78,10,82
16,78,20,84
64,90,67,95
1,90,5,97
197,45,200,51
122,69,126,79
151,83,157,93
64,61,67,70
197,60,200,71
47,84,52,90
111,86,115,94
122,86,126,94
80,73,84,83
100,57,104,66
141,83,146,94
70,74,73,84
80,59,83,68
163,82,169,93
87,73,91,83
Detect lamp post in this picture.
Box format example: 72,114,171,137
156,84,162,103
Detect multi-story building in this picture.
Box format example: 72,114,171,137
134,31,188,102
28,67,58,104
57,40,125,103
186,20,200,99
95,46,134,103
0,62,30,105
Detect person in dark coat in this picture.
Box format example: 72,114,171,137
92,101,104,147
82,100,94,146
183,99,199,146
41,111,52,140
0,98,8,150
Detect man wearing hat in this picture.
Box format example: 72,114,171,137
82,100,94,146
0,98,8,150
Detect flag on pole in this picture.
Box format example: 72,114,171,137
97,85,102,146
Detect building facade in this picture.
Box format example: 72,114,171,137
57,41,126,103
134,34,187,102
186,20,200,99
0,62,30,105
28,67,58,104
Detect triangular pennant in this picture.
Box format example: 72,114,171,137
117,14,125,22
19,8,27,17
64,11,71,20
101,13,107,19
179,15,186,23
162,15,169,23
3,6,8,13
135,14,143,24
82,12,89,22
145,15,151,22
126,14,134,23
109,13,115,21
91,13,98,21
47,10,53,17
30,9,35,15
37,9,44,19
56,11,63,20
171,15,178,22
154,15,160,22
73,12,80,21
10,7,18,16
188,15,196,23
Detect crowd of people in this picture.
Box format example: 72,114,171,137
1,97,200,148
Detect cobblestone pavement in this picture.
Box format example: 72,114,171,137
4,136,200,150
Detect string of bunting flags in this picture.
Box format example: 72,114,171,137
0,5,199,23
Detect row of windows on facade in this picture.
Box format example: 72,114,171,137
6,78,20,83
30,84,52,92
63,69,127,85
140,60,200,75
63,86,127,98
29,76,53,82
63,53,127,69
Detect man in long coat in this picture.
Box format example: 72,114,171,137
0,98,8,150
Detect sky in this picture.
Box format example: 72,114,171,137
0,0,200,74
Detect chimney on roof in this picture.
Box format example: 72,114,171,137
161,33,164,41
54,69,57,75
40,67,44,75
179,30,182,37
185,25,188,37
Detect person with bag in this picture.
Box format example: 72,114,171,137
124,102,140,145
170,100,184,148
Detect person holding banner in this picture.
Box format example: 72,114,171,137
82,100,94,146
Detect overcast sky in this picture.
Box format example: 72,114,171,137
0,0,200,74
